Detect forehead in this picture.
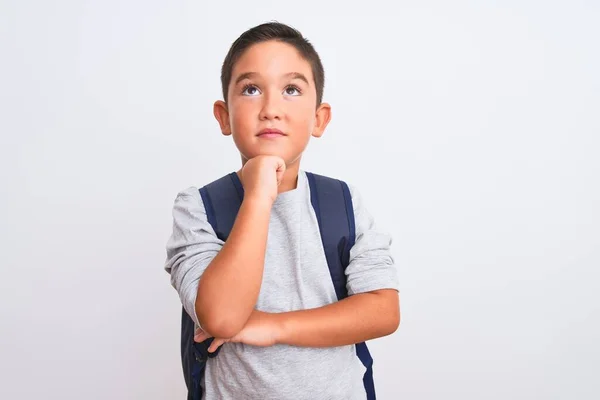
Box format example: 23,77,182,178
231,40,314,82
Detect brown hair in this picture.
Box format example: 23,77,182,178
220,22,325,106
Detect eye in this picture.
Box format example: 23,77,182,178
242,84,261,96
284,85,302,96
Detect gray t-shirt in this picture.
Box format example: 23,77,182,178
165,170,399,400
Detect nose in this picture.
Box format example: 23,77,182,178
259,93,282,121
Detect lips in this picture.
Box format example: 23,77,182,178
257,129,286,138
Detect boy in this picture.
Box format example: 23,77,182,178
165,22,400,400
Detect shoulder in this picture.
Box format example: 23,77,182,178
170,186,208,222
169,171,236,224
303,171,366,210
173,186,203,206
344,181,362,205
304,171,358,194
335,179,377,235
171,171,232,211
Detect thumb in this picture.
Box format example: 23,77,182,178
275,158,286,186
194,328,210,343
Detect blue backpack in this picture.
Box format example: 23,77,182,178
180,172,376,400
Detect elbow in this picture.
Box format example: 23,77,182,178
373,289,401,336
390,296,401,333
195,304,245,339
383,295,401,336
390,310,401,333
381,310,400,336
201,318,243,339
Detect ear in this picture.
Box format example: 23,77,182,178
213,100,231,136
312,102,331,138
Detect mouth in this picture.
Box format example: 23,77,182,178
257,128,286,139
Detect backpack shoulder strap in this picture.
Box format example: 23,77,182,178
305,171,376,400
199,172,244,241
305,172,355,300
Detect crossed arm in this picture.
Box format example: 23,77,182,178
191,193,400,351
195,288,400,351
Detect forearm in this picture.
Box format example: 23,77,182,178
276,289,400,347
195,195,272,337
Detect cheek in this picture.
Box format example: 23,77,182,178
230,102,256,128
289,103,316,130
231,112,245,130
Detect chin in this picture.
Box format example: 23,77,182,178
241,150,300,165
248,148,287,159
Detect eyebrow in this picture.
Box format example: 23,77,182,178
234,72,310,86
285,72,310,85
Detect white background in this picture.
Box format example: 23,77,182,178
1,1,598,399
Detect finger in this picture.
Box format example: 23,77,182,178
194,329,210,343
276,157,286,174
208,338,227,353
275,159,286,185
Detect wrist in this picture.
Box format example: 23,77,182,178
243,193,274,209
273,312,290,345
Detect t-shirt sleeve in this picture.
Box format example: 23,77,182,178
345,184,400,295
164,187,224,328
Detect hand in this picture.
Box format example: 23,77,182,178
193,329,229,353
194,310,283,352
240,155,286,204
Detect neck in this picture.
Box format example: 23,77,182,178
278,161,300,193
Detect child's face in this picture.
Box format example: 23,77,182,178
214,40,331,166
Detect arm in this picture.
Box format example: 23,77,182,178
277,183,400,346
196,156,286,338
276,289,400,347
165,156,285,340
195,195,272,338
195,182,401,350
165,191,272,339
202,290,399,350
